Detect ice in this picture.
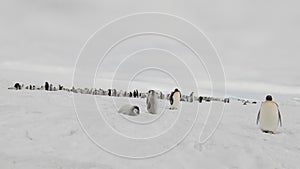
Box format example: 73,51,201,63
1,84,299,169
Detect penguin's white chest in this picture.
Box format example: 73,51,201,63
170,92,180,109
259,102,280,133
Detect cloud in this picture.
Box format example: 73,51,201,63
0,61,73,75
0,0,299,95
226,80,300,96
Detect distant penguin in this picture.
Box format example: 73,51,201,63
159,91,164,99
140,93,147,98
224,98,230,103
122,90,127,97
256,95,282,134
14,83,21,90
45,82,49,91
166,94,171,100
117,90,122,97
188,92,194,102
112,89,117,96
146,90,158,114
199,96,203,103
180,95,188,102
118,104,140,116
133,89,139,98
170,88,181,110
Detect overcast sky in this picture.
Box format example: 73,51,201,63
0,0,299,97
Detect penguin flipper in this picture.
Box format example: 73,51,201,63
256,110,260,125
278,109,282,127
170,92,174,105
146,97,151,110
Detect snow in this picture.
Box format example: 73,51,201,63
1,85,300,169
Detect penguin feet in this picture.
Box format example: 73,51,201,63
261,130,275,134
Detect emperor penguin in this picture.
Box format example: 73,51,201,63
188,92,194,102
45,82,49,91
256,95,282,134
14,83,21,90
146,90,158,114
118,104,140,116
169,88,181,110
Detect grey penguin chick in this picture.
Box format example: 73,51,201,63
118,104,140,116
146,90,158,114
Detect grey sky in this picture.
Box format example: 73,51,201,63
0,0,299,96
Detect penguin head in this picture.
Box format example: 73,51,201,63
266,95,273,101
132,106,140,115
174,88,179,92
148,90,156,95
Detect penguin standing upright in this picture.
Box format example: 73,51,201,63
199,96,203,103
133,90,137,98
134,89,139,98
45,82,49,91
14,83,21,90
112,89,117,96
256,95,282,134
159,91,164,99
146,90,158,114
169,88,181,110
188,92,194,102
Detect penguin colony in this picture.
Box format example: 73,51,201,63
8,82,282,134
8,82,231,104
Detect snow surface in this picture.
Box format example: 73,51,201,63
1,87,300,169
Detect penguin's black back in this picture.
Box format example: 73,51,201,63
170,91,174,105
